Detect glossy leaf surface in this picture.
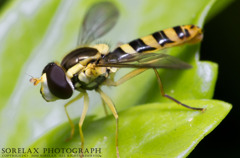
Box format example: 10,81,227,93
30,100,231,158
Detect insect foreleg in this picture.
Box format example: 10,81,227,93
104,68,147,86
96,88,120,158
64,93,84,141
79,92,89,158
153,68,205,111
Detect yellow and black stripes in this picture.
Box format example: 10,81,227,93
152,30,174,47
129,39,156,53
173,26,189,39
111,25,203,56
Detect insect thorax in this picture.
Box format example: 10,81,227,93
60,46,112,90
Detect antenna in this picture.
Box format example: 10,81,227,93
26,73,41,86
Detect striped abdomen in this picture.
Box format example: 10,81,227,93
112,25,203,55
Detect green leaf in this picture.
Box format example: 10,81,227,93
0,0,233,157
30,100,231,158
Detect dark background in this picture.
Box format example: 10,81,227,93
190,1,240,158
0,0,239,157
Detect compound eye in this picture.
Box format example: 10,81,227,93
43,62,73,99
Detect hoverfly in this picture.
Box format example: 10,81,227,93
30,2,205,158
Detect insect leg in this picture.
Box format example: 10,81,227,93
153,68,205,111
101,98,109,116
79,92,89,158
105,68,147,86
64,93,84,141
96,88,120,158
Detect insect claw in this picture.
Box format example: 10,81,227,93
201,108,207,112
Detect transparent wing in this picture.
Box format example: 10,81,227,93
97,53,192,69
77,2,119,46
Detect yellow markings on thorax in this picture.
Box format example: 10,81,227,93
92,44,109,55
85,63,107,77
66,64,84,78
78,63,108,84
79,52,101,66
